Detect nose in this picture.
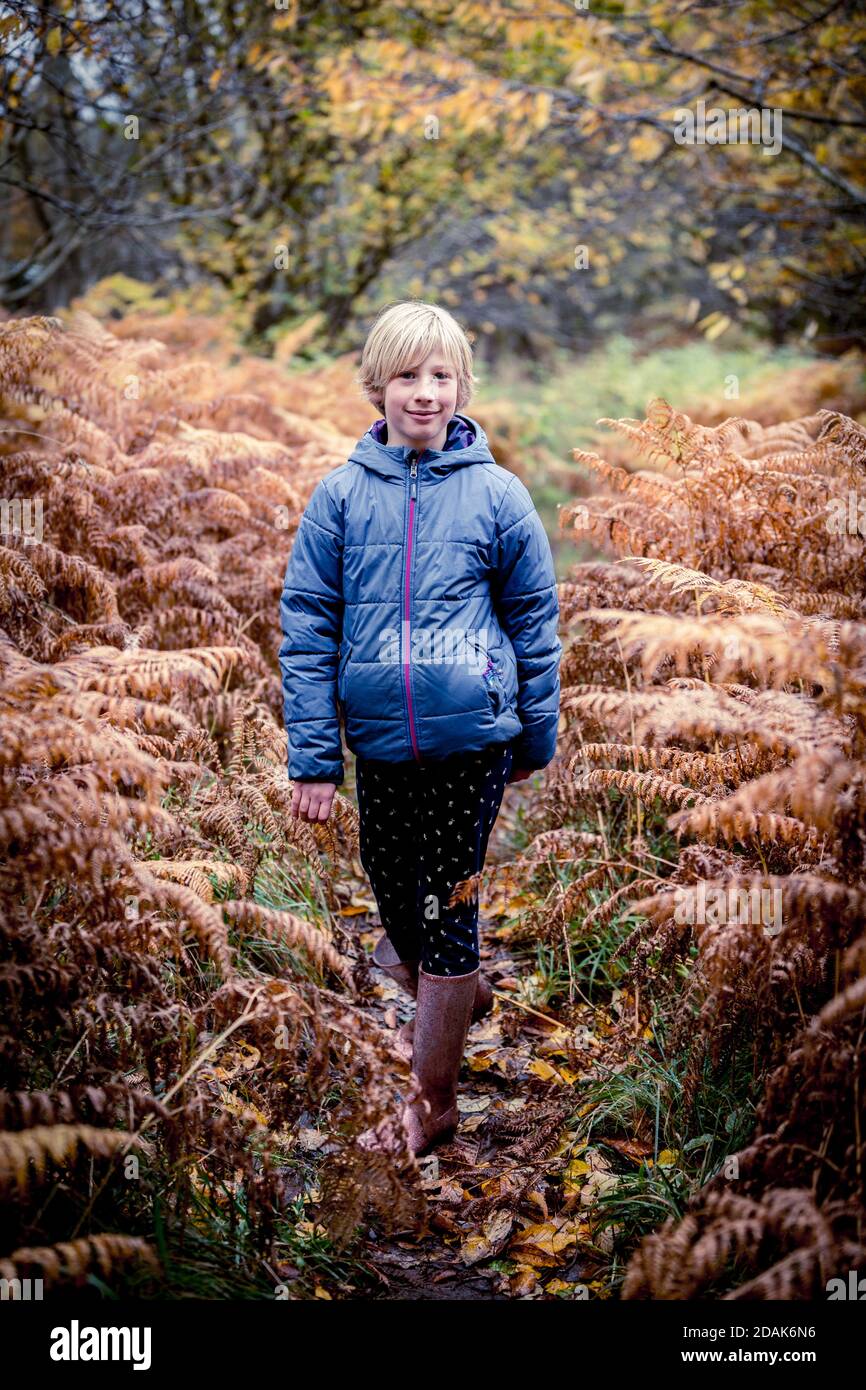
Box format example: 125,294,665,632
412,376,437,403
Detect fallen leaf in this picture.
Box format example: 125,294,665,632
546,1277,579,1295
526,1058,558,1082
650,1148,680,1167
460,1208,515,1265
466,1049,510,1077
526,1058,572,1085
458,1095,491,1114
526,1188,549,1220
509,1265,538,1296
603,1137,653,1163
296,1127,329,1151
580,1172,620,1206
508,1218,580,1267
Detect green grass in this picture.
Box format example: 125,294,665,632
476,333,818,569
574,1035,764,1297
490,332,816,460
497,793,767,1297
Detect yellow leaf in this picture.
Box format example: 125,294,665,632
46,26,62,55
461,1208,515,1265
546,1278,586,1296
704,314,731,341
527,1058,559,1082
509,1219,580,1267
297,1219,327,1236
467,1049,509,1076
209,68,222,91
533,91,553,131
628,129,667,160
237,1041,260,1068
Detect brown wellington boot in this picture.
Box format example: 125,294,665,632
401,965,480,1157
397,970,493,1056
373,932,493,1058
372,933,492,1061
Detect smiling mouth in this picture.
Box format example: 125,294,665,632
408,410,439,417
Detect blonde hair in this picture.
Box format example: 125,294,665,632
356,300,478,415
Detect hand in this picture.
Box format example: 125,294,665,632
507,766,533,784
291,780,337,822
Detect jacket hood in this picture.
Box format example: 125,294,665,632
348,412,496,481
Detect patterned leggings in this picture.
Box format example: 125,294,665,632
355,740,514,976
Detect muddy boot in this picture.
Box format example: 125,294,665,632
372,932,494,1061
401,965,480,1157
396,964,493,1059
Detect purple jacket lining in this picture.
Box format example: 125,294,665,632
368,415,474,451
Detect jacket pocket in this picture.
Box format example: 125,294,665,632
488,661,507,712
471,641,504,712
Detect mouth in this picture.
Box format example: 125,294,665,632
407,410,440,418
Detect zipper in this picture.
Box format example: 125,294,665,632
338,641,352,698
403,451,422,760
478,646,500,704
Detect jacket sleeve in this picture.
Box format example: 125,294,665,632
278,478,345,784
490,476,562,772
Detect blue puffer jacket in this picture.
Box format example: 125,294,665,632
278,412,561,784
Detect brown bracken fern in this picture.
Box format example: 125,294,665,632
0,308,423,1294
551,397,866,1298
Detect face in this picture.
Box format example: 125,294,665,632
379,350,459,452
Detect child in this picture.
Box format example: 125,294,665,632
279,300,561,1156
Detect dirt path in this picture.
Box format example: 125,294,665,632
351,775,643,1300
